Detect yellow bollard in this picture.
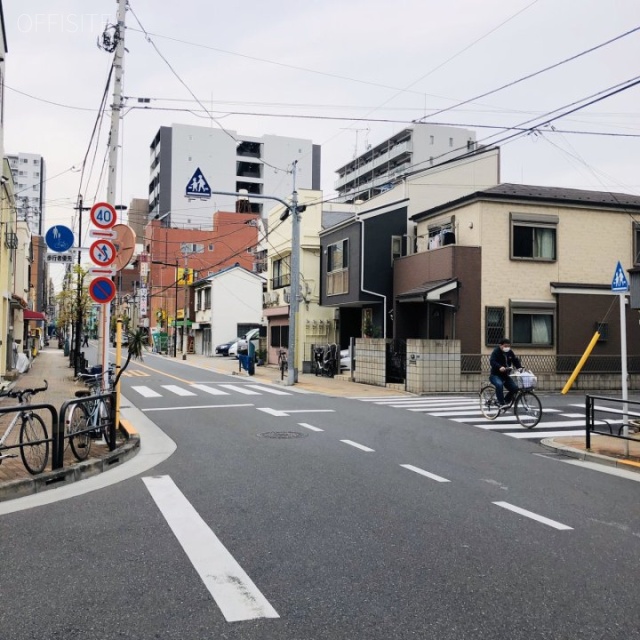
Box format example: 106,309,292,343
561,331,600,394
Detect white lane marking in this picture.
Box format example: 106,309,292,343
143,404,253,412
246,385,292,396
348,396,413,401
298,422,324,432
257,408,336,417
219,384,262,395
388,399,479,407
162,385,197,397
508,429,585,439
492,501,573,530
400,464,450,483
425,407,561,416
131,385,162,398
561,413,585,418
340,439,375,452
143,476,279,622
190,384,231,396
459,419,589,428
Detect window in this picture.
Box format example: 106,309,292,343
430,135,434,145
633,222,640,266
208,244,214,251
204,288,211,309
196,290,203,310
326,239,348,296
511,302,555,346
449,137,453,147
391,236,402,263
270,325,289,348
181,243,204,254
485,307,505,346
511,213,558,261
33,159,39,165
272,257,290,289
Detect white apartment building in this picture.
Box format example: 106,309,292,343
7,152,46,235
334,124,476,203
149,124,321,228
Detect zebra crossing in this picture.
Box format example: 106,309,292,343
129,383,293,400
349,394,594,441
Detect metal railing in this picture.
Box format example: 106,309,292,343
585,395,640,449
461,354,640,375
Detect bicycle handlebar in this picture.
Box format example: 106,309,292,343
4,379,48,400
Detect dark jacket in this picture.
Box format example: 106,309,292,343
489,346,521,377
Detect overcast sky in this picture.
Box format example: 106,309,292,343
3,0,640,284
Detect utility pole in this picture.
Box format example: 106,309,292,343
287,162,300,386
99,0,126,381
73,195,90,376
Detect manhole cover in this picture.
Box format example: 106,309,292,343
257,431,307,439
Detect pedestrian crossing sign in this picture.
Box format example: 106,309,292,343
611,261,629,292
185,167,211,200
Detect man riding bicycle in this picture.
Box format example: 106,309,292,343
489,337,521,408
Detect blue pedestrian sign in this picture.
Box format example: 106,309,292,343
185,167,211,200
611,261,629,292
45,225,74,253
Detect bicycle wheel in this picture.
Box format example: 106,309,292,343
99,399,115,449
19,413,49,475
280,359,287,381
514,391,542,429
479,385,500,420
69,404,91,461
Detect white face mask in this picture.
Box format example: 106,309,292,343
502,347,511,353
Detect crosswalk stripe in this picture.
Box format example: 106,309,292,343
246,385,291,396
508,429,585,439
162,385,197,397
190,384,230,396
218,384,261,396
131,385,162,398
348,396,411,401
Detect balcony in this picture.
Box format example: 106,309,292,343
271,273,291,289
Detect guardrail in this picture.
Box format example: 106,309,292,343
585,395,640,449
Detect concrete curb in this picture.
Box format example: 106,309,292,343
0,431,141,503
539,438,640,473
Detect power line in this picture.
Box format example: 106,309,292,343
415,24,640,123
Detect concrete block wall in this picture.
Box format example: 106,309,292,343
406,339,461,393
353,338,386,387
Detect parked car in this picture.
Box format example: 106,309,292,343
235,328,261,355
228,341,239,358
111,332,129,348
215,338,240,356
340,347,352,371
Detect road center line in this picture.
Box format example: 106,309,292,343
400,464,450,483
298,422,324,432
143,475,279,622
143,403,253,412
492,501,573,530
340,439,375,452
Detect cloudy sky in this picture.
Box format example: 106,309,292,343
3,0,640,268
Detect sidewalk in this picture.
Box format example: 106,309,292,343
0,346,638,502
0,343,133,500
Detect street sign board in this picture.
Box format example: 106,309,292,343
90,202,117,229
89,266,116,276
89,239,117,267
45,225,74,252
46,253,74,264
89,277,116,304
612,261,629,292
89,229,116,239
185,167,211,199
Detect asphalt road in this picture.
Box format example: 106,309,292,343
1,353,639,639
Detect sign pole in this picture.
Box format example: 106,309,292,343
620,292,629,454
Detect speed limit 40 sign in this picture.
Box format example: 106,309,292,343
90,202,117,229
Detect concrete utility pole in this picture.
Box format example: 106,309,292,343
99,0,126,381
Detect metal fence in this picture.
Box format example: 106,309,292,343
585,395,640,449
461,354,640,375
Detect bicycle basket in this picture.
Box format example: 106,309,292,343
511,369,537,389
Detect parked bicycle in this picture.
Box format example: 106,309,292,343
0,380,49,474
67,366,115,461
479,368,542,428
278,349,288,381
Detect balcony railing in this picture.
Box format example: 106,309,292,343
327,269,348,296
271,274,291,289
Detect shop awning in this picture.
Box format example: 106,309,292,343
396,278,458,303
23,309,46,321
